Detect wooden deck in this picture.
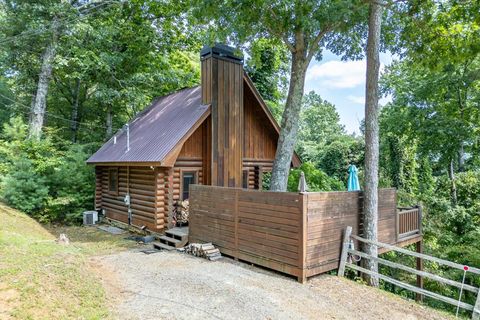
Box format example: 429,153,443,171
188,185,422,282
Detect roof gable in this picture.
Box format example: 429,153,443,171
87,75,301,167
243,73,302,167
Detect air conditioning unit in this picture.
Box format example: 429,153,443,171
83,210,99,225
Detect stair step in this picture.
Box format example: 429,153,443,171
165,228,189,241
152,242,175,251
159,235,186,248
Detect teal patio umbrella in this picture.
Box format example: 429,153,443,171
347,165,360,191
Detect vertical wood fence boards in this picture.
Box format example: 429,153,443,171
189,185,421,283
397,206,422,240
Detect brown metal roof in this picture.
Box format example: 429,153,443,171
87,86,209,164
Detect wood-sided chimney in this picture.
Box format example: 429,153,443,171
200,44,244,187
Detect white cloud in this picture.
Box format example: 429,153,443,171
347,95,365,105
306,60,366,89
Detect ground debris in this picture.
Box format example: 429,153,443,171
57,233,70,245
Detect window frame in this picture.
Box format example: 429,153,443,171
108,168,119,195
180,170,197,200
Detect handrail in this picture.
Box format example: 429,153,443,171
396,205,422,240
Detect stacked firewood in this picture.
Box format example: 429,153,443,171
184,243,221,261
173,199,189,225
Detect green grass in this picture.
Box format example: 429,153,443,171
0,203,139,319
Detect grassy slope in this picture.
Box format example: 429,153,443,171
0,203,138,319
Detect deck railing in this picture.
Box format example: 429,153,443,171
396,206,422,241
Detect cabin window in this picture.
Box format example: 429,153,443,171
108,168,118,194
182,171,196,200
242,170,249,189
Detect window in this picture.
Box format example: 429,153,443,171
182,171,196,200
108,168,118,194
242,170,249,189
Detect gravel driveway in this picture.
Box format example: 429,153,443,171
90,249,451,320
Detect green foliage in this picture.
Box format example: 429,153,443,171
0,117,94,223
296,91,345,162
0,158,50,214
245,38,288,105
317,135,364,181
287,163,345,192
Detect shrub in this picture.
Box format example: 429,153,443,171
287,162,345,192
0,117,95,224
0,158,50,214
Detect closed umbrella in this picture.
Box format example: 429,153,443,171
347,165,360,191
298,171,308,193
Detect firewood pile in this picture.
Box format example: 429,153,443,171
184,243,221,261
173,199,189,225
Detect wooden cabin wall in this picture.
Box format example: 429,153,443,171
95,166,102,209
151,122,206,229
242,82,278,189
97,166,160,231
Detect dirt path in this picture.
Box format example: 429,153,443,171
91,250,452,320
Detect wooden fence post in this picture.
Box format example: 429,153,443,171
338,226,353,277
416,240,424,302
234,189,239,261
298,192,308,283
473,291,480,320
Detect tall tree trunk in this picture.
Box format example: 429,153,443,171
71,78,81,143
270,51,307,191
362,0,383,288
29,18,58,140
106,103,113,139
448,160,458,205
458,144,465,172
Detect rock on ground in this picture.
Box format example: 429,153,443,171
91,250,452,320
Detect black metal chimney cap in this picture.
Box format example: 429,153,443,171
200,43,243,63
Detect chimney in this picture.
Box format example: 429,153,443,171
200,44,244,187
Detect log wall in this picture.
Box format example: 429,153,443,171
97,166,159,231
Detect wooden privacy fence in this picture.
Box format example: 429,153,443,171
189,185,420,283
338,226,480,319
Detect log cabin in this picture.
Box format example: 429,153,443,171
87,44,301,232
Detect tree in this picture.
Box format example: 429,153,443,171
297,91,345,162
194,0,368,191
363,0,383,287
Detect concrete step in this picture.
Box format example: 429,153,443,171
152,242,175,251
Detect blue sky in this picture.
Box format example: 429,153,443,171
304,50,393,134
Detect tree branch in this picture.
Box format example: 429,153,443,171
266,7,295,53
306,24,335,63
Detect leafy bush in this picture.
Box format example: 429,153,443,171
261,163,345,192
0,117,94,224
0,158,50,214
317,135,364,180
287,162,345,192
